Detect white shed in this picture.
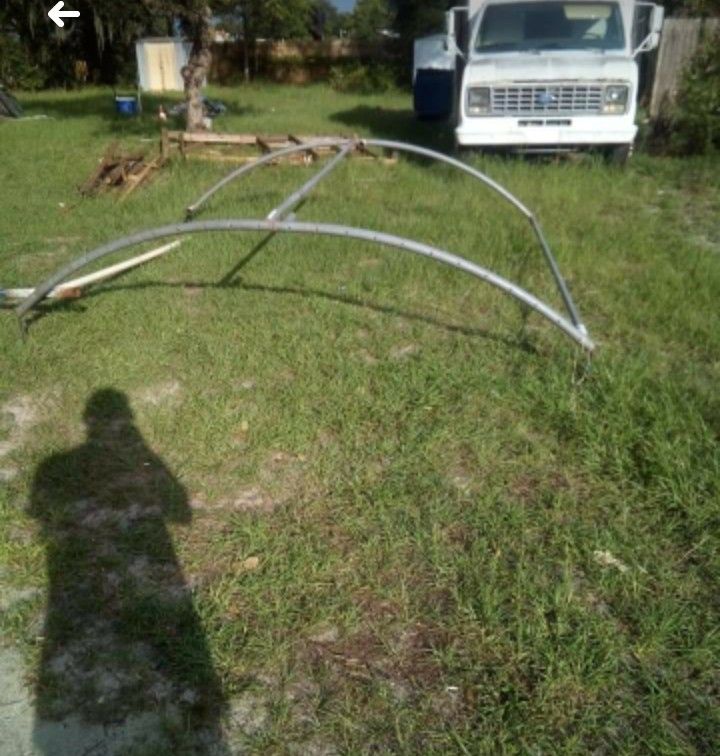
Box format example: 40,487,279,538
135,38,192,92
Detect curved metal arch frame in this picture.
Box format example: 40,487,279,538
15,219,595,351
184,137,588,337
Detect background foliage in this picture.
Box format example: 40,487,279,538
670,29,720,154
2,0,720,155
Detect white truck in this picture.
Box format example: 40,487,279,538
413,0,665,161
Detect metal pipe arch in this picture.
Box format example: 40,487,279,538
184,138,585,332
15,219,595,351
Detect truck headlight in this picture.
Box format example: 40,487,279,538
467,87,491,116
602,85,629,114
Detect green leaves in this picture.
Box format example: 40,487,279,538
672,29,720,154
349,0,392,43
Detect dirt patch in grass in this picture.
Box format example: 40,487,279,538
185,544,263,594
43,236,82,245
357,258,382,268
0,644,182,756
445,446,501,496
0,466,17,482
190,450,312,516
182,285,204,297
354,348,379,365
0,642,282,754
508,469,570,505
0,395,39,456
304,616,448,697
569,566,616,621
504,465,599,513
227,450,314,508
133,380,182,407
230,486,275,513
448,467,475,494
390,343,420,361
259,450,310,501
180,449,320,592
0,585,42,612
194,485,275,514
0,393,48,480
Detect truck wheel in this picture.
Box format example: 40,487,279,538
605,145,631,166
455,143,491,159
454,142,477,159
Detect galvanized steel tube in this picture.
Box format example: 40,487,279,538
184,138,586,333
267,143,354,221
15,219,594,351
185,139,351,220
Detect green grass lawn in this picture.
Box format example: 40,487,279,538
1,84,719,754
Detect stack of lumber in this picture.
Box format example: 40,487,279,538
79,143,164,200
161,130,397,165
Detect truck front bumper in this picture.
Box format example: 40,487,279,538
455,115,637,148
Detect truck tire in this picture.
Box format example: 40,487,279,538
605,144,631,166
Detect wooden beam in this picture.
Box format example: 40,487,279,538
118,158,159,202
160,128,170,161
166,131,259,146
288,134,320,162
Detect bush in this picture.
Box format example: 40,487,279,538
669,29,720,154
0,33,44,90
329,63,397,94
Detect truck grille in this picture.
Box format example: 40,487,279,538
491,84,604,116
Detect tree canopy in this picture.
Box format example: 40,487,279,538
350,0,393,43
0,0,326,87
3,0,719,90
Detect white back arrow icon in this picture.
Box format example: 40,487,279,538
48,2,80,28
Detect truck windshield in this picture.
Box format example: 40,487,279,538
475,2,625,53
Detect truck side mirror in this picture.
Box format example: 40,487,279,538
445,9,456,39
444,7,468,57
645,5,665,50
633,3,664,57
651,5,665,35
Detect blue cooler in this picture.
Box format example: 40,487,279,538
413,69,454,119
115,96,138,116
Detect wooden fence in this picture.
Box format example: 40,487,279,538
210,39,397,85
649,17,720,117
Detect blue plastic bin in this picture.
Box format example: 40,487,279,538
115,96,138,116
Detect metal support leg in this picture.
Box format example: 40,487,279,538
266,143,354,221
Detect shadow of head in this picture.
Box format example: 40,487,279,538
83,387,134,434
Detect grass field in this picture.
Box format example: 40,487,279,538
1,84,719,754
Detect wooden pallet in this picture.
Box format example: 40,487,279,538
80,143,164,200
161,130,397,165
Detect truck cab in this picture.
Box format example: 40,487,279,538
414,0,664,161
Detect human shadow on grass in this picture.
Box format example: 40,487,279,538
29,389,228,753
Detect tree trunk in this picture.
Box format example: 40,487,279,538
242,10,251,82
181,4,212,133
